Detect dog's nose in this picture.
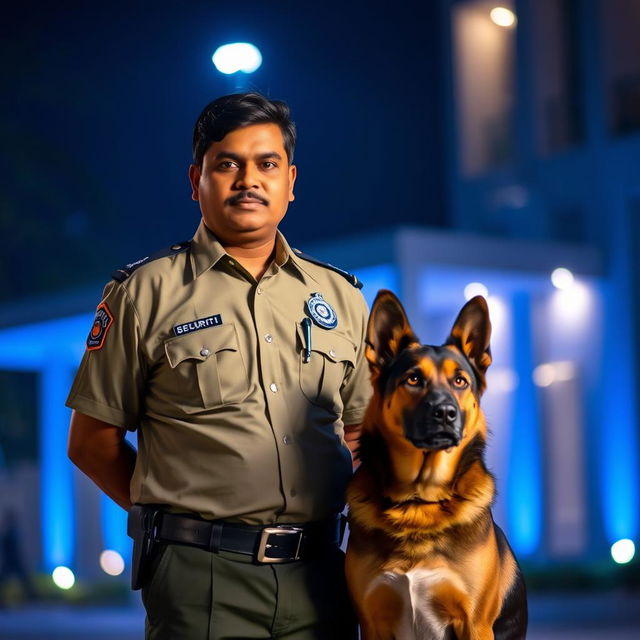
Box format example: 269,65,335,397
432,403,458,426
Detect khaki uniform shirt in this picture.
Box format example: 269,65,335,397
67,221,372,524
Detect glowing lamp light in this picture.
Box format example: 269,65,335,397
611,539,635,564
100,549,125,576
490,7,517,27
533,361,576,387
212,43,262,75
464,282,489,300
551,267,575,290
52,566,75,590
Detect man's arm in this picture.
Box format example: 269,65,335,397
67,410,137,511
344,423,362,469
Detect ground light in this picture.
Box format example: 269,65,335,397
212,43,262,75
52,566,75,590
100,550,125,576
490,7,517,27
611,539,635,564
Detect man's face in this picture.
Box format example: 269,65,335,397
189,123,296,245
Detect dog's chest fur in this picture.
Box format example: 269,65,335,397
365,568,464,639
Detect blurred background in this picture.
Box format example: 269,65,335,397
1,0,639,637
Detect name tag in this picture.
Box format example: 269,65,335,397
173,314,222,336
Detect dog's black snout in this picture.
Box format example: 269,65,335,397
432,403,458,426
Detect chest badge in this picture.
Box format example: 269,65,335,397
306,292,338,330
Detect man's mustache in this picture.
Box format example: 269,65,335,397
226,191,269,206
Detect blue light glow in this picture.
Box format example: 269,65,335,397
601,285,639,544
506,292,543,555
101,486,131,561
40,364,75,570
352,264,400,308
212,43,262,75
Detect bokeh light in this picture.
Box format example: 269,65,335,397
212,43,262,74
611,539,635,564
99,549,125,576
52,566,75,590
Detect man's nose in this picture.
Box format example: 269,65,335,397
234,165,260,190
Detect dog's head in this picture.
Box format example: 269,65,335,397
365,290,492,451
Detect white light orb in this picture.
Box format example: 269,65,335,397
52,566,75,590
464,282,489,301
212,43,262,75
551,267,575,290
490,7,517,27
100,549,125,576
533,363,555,387
611,539,635,564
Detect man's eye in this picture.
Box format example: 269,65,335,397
262,161,277,169
453,375,469,389
405,374,422,387
217,161,238,170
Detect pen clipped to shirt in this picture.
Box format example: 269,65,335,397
301,317,312,363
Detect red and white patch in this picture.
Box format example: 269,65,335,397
86,302,114,351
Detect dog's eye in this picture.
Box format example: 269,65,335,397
453,375,469,389
404,373,423,387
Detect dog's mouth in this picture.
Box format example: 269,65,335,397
408,432,460,451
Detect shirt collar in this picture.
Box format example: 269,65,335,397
189,220,228,278
189,221,318,284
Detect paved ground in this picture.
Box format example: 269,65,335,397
0,591,638,639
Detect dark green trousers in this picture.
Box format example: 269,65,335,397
141,543,358,640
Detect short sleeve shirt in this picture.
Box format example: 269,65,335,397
66,221,372,524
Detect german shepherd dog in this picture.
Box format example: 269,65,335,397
346,290,527,639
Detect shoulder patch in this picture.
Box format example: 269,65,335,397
292,248,363,289
87,302,113,351
111,241,191,282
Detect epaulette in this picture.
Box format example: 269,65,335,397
111,241,191,282
292,248,363,289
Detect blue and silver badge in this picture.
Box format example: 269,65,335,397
306,292,338,329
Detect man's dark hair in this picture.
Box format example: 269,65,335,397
192,92,297,166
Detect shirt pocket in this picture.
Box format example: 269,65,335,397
297,323,357,408
164,323,249,412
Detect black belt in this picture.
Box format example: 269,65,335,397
150,510,344,564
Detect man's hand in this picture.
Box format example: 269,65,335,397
68,411,137,510
344,424,362,469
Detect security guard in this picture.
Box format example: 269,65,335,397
66,93,371,639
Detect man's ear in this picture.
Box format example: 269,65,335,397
366,290,419,373
288,164,297,202
189,164,201,201
445,296,492,393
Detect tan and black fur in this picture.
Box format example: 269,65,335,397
346,290,527,639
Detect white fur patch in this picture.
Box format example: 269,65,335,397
364,568,466,639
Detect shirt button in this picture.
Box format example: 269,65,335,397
264,333,273,343
329,349,336,358
283,435,292,445
228,259,235,266
256,287,263,295
200,348,210,357
269,383,278,393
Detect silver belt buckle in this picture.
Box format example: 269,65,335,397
256,526,304,563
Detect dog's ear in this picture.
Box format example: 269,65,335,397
366,290,419,372
445,296,492,392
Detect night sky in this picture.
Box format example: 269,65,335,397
2,1,444,301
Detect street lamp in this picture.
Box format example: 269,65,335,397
212,43,262,90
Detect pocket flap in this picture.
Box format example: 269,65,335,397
165,324,238,368
297,323,356,365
